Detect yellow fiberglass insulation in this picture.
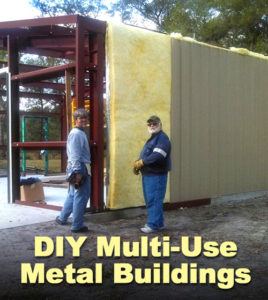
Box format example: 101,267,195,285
106,22,171,209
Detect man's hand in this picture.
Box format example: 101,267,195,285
75,173,83,183
133,167,140,175
133,159,144,170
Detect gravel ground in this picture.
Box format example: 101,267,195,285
0,194,267,299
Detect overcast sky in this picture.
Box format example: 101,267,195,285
0,0,40,22
0,0,156,31
0,0,116,22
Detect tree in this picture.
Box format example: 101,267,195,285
30,0,107,18
110,0,177,29
111,0,268,54
163,0,268,55
0,50,7,61
162,0,216,37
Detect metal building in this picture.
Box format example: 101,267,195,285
0,16,267,211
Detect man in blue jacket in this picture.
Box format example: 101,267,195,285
56,108,91,233
134,115,171,233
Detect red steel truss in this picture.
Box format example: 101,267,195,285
0,15,106,211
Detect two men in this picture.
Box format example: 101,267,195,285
56,108,91,233
56,111,169,234
134,116,171,233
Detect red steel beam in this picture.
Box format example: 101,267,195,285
14,200,62,211
29,25,75,36
12,140,96,149
0,28,30,38
0,25,75,38
25,25,75,37
0,16,105,34
11,63,76,83
18,64,45,72
0,15,79,29
12,141,66,150
11,62,96,85
29,36,76,49
79,15,106,34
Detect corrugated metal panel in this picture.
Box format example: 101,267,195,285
171,39,268,202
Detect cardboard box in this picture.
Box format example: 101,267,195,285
20,181,45,202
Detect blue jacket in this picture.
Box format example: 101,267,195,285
139,130,171,175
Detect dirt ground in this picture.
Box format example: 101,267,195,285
0,194,267,300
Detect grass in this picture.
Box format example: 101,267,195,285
0,159,62,173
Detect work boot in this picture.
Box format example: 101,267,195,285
71,226,89,233
55,216,70,225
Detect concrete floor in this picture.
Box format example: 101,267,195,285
0,175,106,229
0,176,65,229
0,203,60,229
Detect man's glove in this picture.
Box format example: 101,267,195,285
133,167,140,175
133,159,144,175
134,159,144,170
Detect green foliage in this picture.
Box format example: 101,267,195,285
0,158,61,173
0,50,7,61
163,0,268,54
21,115,61,142
30,0,107,17
110,0,177,28
162,0,216,36
111,0,268,54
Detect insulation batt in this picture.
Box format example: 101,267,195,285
106,22,171,209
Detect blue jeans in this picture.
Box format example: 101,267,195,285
59,175,91,230
142,174,168,230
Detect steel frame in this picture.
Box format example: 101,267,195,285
0,15,106,211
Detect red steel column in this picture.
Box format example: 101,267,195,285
75,16,85,108
7,35,20,202
89,32,105,212
60,98,67,172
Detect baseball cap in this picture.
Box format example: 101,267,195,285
147,115,161,123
